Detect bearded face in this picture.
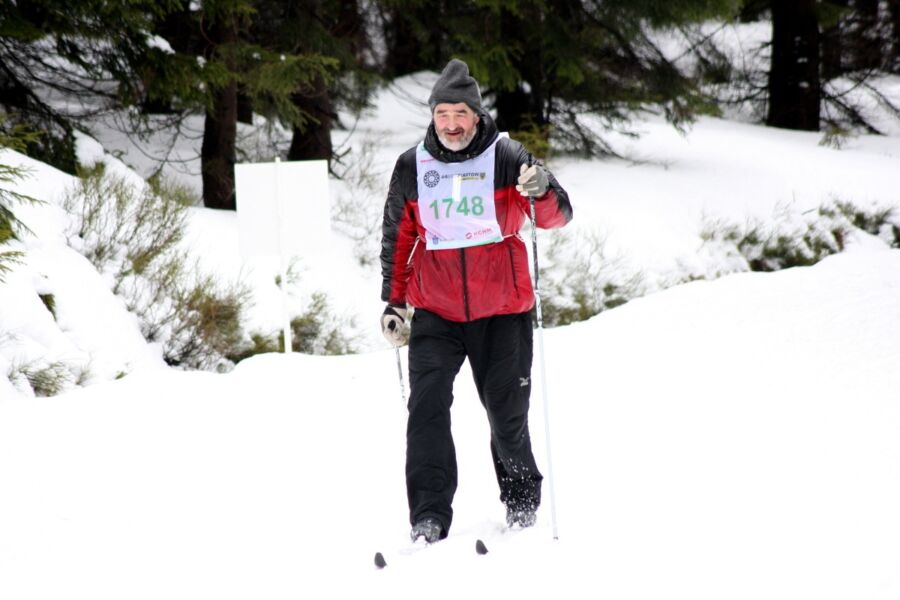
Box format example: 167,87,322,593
433,102,480,151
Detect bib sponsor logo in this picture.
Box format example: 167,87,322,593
423,170,440,188
465,227,494,240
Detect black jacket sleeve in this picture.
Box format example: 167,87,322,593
380,148,419,304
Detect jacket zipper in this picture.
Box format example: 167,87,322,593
460,248,471,321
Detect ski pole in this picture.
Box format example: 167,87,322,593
527,158,560,541
395,346,407,405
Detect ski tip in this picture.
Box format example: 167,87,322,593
374,552,387,569
475,539,488,555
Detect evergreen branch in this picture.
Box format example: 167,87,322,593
821,88,883,135
671,23,731,64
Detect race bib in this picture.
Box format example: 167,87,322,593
416,140,502,250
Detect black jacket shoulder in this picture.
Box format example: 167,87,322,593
494,136,530,188
389,146,419,202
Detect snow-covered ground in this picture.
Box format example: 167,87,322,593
1,68,899,599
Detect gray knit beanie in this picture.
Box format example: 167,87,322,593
428,59,483,113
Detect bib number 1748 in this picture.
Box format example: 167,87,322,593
428,195,485,219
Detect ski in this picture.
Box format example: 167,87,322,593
373,538,488,569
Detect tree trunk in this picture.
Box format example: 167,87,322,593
382,9,420,76
201,80,237,210
767,0,821,131
493,5,547,138
382,3,446,77
201,16,238,210
157,0,196,54
287,74,333,163
845,0,882,71
237,88,253,125
821,0,848,80
890,0,900,71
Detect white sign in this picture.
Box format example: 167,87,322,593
234,159,331,264
234,158,331,353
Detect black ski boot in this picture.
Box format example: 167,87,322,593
410,517,443,543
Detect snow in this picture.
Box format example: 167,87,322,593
2,65,900,599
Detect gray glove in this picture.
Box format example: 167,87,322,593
380,304,409,347
516,163,549,197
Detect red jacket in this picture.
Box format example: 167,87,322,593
381,114,573,323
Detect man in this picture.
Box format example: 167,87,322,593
380,59,572,543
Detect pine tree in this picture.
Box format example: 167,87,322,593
700,1,898,134
248,0,378,165
0,120,42,281
158,0,340,208
377,0,451,77
378,0,741,156
0,0,186,172
0,1,339,208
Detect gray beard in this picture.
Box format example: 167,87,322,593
437,129,476,152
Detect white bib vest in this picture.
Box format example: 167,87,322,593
416,140,502,250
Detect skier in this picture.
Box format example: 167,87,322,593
380,59,573,543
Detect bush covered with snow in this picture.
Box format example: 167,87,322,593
62,165,251,371
701,200,900,273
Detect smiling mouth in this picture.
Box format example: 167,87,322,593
437,128,473,151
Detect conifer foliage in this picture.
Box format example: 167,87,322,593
377,0,742,155
0,121,41,280
152,0,339,209
0,0,341,208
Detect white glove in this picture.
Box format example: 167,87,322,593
516,163,549,197
380,304,409,347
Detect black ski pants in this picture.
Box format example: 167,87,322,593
406,308,543,536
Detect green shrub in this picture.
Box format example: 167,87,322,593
538,199,897,331
538,229,645,327
63,165,189,285
702,207,843,272
162,270,252,371
830,200,900,248
6,358,89,397
228,332,281,363
701,200,898,274
286,292,358,355
228,291,359,362
64,166,251,372
39,293,56,320
512,117,553,160
818,125,853,150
